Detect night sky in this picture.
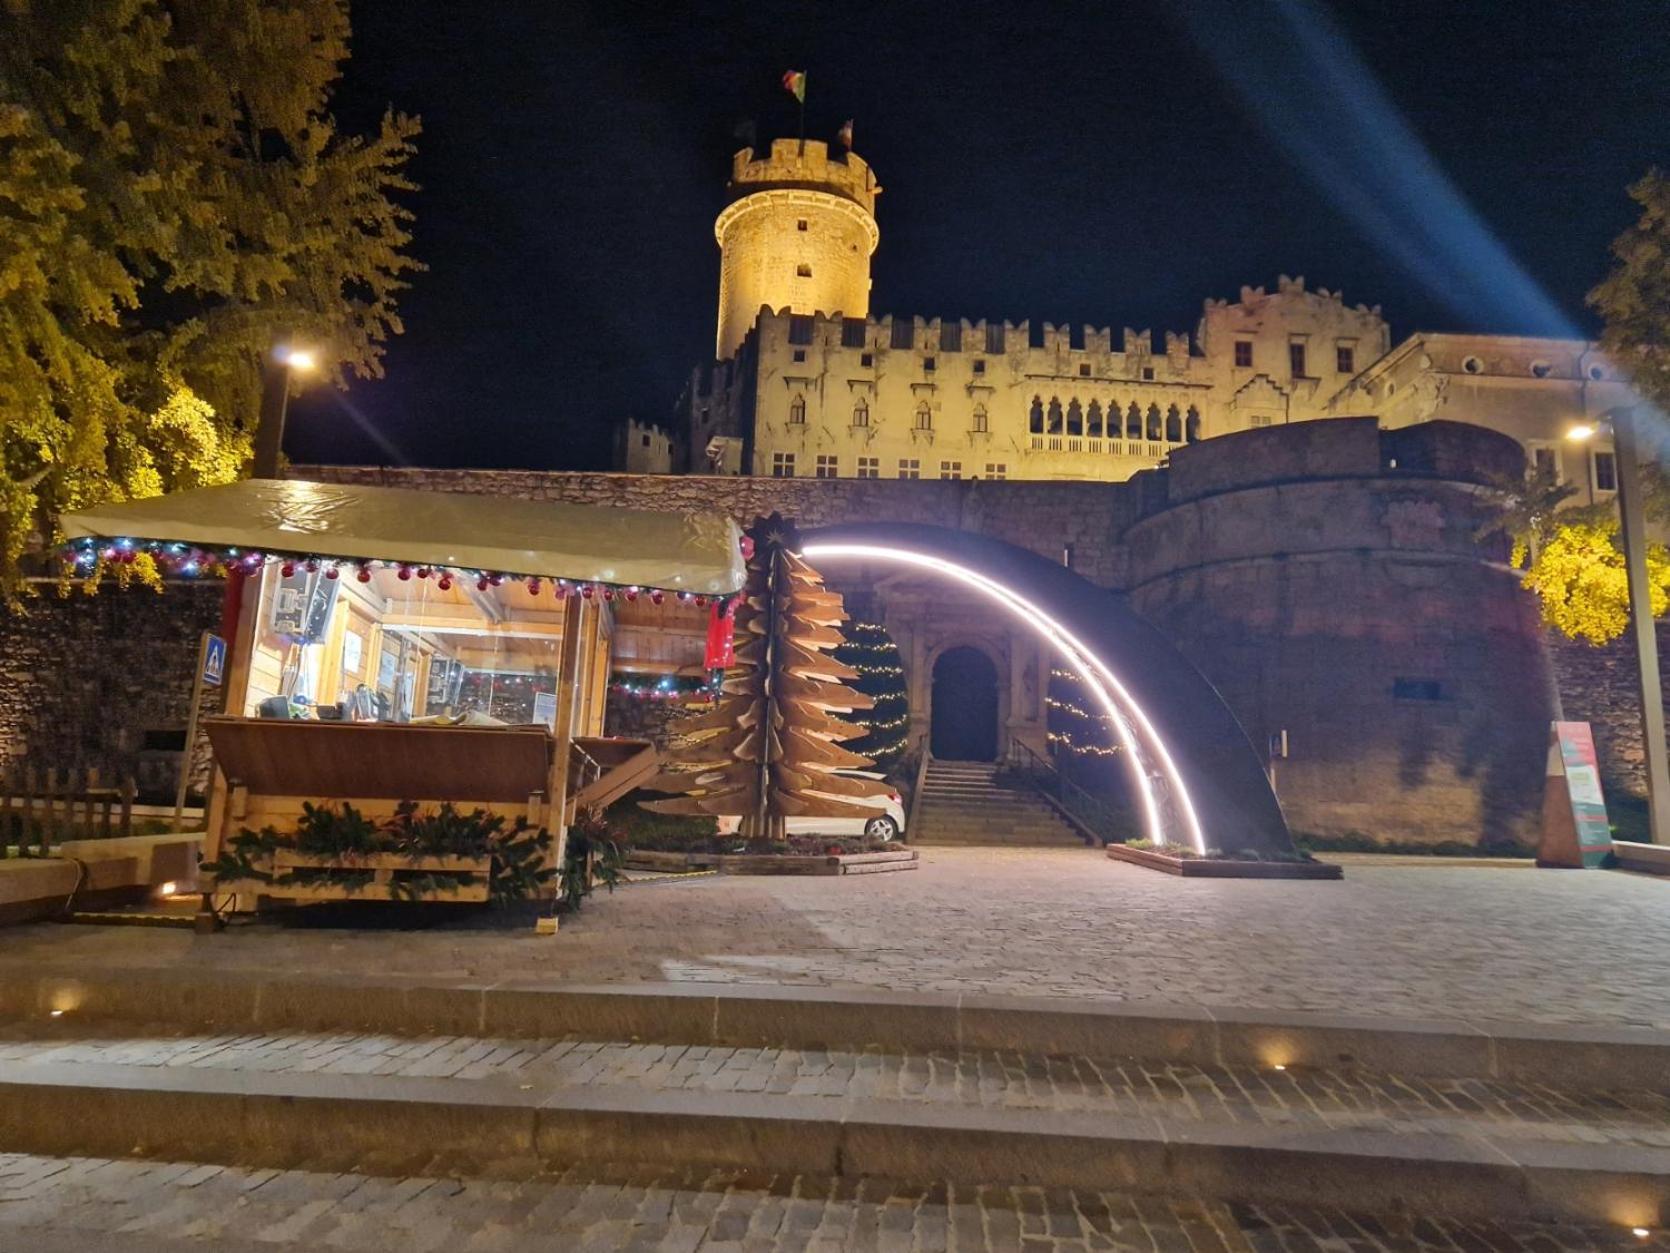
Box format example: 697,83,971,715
285,0,1670,472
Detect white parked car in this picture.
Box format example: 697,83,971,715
716,771,906,841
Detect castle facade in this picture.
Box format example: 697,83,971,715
621,139,1631,501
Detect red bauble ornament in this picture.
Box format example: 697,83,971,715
281,562,296,578
416,567,431,580
650,590,664,606
625,587,639,602
398,566,413,581
694,595,707,607
603,587,615,601
306,559,319,573
325,567,340,581
357,567,372,583
437,576,452,591
477,577,490,592
488,574,503,587
580,584,594,599
527,578,541,595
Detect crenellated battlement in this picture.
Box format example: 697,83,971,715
728,139,881,214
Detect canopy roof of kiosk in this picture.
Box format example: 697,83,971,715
60,478,746,595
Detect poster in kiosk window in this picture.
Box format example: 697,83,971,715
1538,721,1615,868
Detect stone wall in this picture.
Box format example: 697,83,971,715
1547,622,1670,807
1125,423,1558,848
603,690,708,748
0,581,223,801
294,466,1141,590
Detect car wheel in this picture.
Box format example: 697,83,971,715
864,815,899,842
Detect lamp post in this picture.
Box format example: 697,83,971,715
1569,410,1670,844
250,345,316,479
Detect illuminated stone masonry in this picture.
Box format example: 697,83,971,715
648,139,1634,498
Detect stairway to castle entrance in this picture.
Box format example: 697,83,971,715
910,757,1090,847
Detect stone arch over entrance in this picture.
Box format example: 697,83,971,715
801,522,1294,855
930,645,1000,760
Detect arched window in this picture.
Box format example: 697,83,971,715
1028,396,1044,434
1086,400,1103,438
789,394,807,425
1146,404,1162,441
852,398,869,427
1185,406,1202,443
1066,399,1083,436
971,404,989,433
1165,404,1182,442
1046,397,1064,434
1125,402,1142,440
915,402,933,431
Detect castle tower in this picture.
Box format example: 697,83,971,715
713,139,881,360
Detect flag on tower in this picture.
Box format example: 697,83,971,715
782,70,807,103
837,118,854,149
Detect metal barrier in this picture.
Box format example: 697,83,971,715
1002,739,1124,844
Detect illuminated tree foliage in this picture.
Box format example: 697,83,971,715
0,0,421,590
1522,520,1670,645
1485,171,1670,645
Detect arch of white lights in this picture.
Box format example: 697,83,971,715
799,541,1207,854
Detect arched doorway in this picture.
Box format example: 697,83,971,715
802,522,1297,856
931,646,999,760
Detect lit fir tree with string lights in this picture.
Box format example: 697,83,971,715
1046,666,1125,790
833,621,909,768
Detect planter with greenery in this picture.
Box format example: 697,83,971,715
200,800,559,905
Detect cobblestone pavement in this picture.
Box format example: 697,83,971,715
5,849,1670,1027
5,1028,1669,1151
2,1153,1662,1252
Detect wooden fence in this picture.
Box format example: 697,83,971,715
0,767,136,856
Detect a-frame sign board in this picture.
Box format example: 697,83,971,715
1537,721,1614,869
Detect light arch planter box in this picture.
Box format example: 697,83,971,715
1107,843,1342,880
625,848,918,876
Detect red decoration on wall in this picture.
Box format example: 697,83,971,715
703,596,737,670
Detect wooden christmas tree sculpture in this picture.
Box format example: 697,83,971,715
642,514,895,839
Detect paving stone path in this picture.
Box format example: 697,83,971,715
5,850,1670,1028
5,1028,1669,1152
1,1152,1659,1252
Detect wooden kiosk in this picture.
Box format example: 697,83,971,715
58,478,744,923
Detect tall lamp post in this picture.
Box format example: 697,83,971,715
250,345,316,479
1569,408,1670,844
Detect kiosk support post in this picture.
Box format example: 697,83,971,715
541,594,587,932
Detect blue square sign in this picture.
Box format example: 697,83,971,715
202,634,226,688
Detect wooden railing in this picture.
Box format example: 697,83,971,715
0,767,136,857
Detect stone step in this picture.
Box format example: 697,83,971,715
1,1028,1667,1227
8,972,1670,1092
7,1152,1621,1253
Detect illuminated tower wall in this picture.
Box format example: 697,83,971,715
714,139,880,360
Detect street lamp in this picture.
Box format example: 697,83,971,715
1566,423,1598,505
251,344,317,478
1568,409,1670,845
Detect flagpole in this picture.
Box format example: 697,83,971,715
798,79,806,153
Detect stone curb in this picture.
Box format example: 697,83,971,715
4,969,1668,1093
0,1061,1663,1227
